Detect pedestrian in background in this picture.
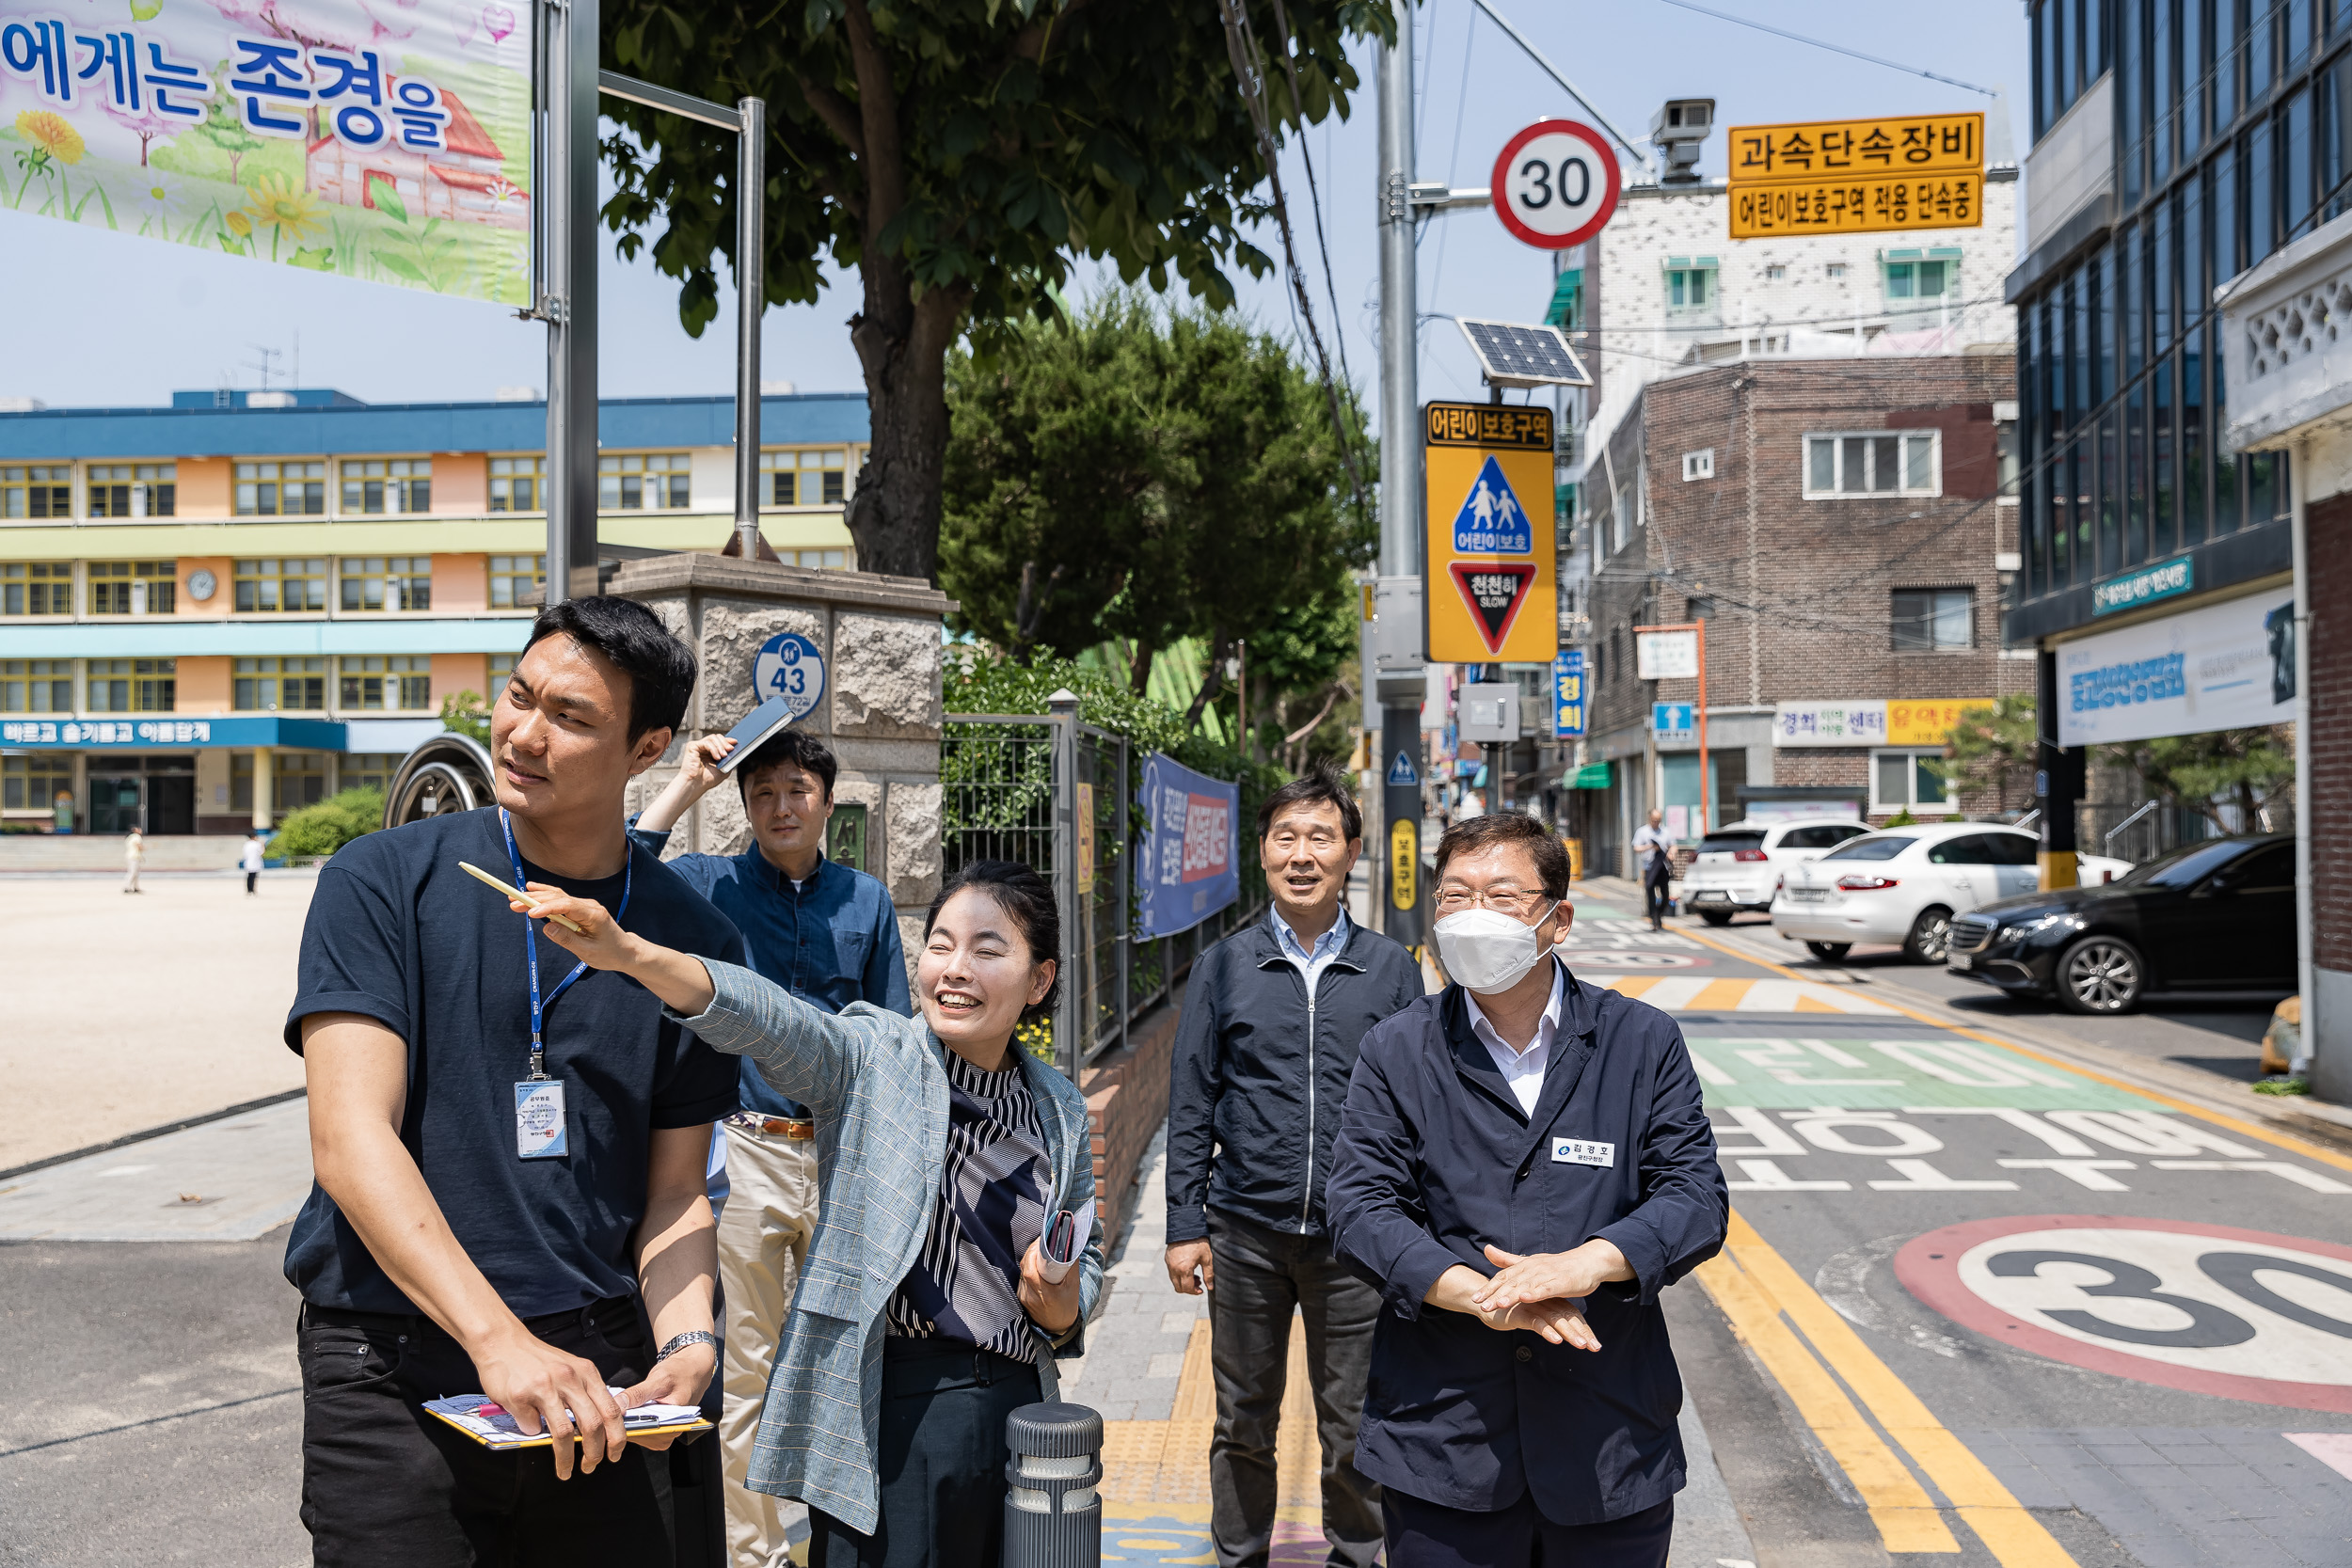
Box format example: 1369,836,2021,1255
242,829,265,895
1166,765,1423,1568
630,727,910,1568
123,825,144,894
1632,808,1674,930
1327,813,1726,1568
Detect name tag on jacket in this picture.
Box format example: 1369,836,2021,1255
1552,1138,1614,1168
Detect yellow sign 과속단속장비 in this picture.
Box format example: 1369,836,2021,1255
1390,819,1418,911
1423,401,1557,664
1729,175,1982,238
1886,698,1995,747
1727,113,1984,185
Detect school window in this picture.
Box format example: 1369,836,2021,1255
234,559,328,613
87,658,175,713
793,548,849,570
339,557,432,612
339,656,433,711
1804,432,1941,497
0,562,72,615
758,449,848,506
230,753,255,813
234,657,327,711
87,561,176,615
488,555,545,609
489,455,544,513
598,452,691,510
3,753,73,813
0,659,72,712
487,651,517,695
1892,589,1974,650
0,465,73,519
340,752,403,793
276,752,327,812
87,463,176,518
1873,750,1954,815
234,461,327,516
1664,259,1719,313
341,459,432,515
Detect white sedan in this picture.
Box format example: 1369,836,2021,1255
1771,823,2131,963
1680,817,1872,925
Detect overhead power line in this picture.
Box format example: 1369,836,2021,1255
1651,0,2002,98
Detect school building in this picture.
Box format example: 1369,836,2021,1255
0,387,868,834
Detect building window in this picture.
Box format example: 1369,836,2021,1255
234,461,327,516
0,658,72,712
87,561,176,615
1763,263,1787,281
1883,256,1955,301
1872,750,1953,815
276,752,327,812
1,562,72,615
87,658,175,712
341,752,403,793
340,655,433,711
1681,449,1715,482
1804,432,1942,497
598,453,691,510
1826,262,1848,280
1665,261,1718,312
341,459,432,515
1892,588,1974,650
235,559,328,613
489,455,544,513
340,557,432,612
1,464,73,519
791,548,849,570
87,463,176,518
488,555,545,610
2,753,72,813
758,449,848,506
234,656,327,711
230,753,255,813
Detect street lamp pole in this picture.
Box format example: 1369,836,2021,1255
1375,5,1426,949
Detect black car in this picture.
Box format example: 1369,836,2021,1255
1945,834,2296,1015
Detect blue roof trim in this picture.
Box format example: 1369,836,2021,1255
0,393,870,461
0,618,536,658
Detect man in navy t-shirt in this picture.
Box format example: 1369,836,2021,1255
285,595,745,1567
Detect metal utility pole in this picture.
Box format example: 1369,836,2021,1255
732,95,766,561
1375,6,1425,949
541,0,600,601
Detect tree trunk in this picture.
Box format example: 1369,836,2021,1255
848,284,964,581
1183,631,1229,731
1128,637,1158,698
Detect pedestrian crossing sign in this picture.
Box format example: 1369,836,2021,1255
1422,401,1557,663
1388,750,1420,786
1451,455,1534,554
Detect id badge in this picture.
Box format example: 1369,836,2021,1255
516,1079,568,1159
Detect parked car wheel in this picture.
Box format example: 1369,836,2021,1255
2058,934,2144,1015
1700,910,1734,927
1804,941,1851,962
1904,906,1954,963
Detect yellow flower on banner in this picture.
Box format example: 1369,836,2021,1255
241,172,325,240
224,211,252,237
15,111,83,164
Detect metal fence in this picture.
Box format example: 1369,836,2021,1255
943,698,1263,1079
2078,797,2296,865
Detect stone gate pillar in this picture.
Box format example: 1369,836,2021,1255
610,554,954,967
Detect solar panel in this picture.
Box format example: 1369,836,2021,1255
1455,318,1592,388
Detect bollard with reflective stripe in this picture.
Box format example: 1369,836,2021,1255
1004,1402,1103,1568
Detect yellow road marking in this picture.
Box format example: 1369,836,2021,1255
1695,1248,1959,1553
1673,925,2352,1175
1724,1212,2078,1568
1688,978,1753,1010
1608,975,1664,999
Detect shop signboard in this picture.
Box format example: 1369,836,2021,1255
2057,587,2297,746
1772,699,1994,747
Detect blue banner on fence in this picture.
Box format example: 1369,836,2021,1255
1134,752,1240,940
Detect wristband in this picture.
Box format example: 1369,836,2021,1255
654,1330,720,1364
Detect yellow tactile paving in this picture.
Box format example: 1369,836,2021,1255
1102,1310,1325,1514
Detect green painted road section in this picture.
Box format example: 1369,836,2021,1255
1685,1033,2150,1111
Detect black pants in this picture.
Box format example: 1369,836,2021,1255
296,1295,673,1568
246,870,259,893
1206,1209,1383,1568
809,1338,1042,1568
1383,1492,1673,1568
1643,859,1672,927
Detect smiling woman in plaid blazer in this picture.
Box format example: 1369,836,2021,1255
519,859,1105,1568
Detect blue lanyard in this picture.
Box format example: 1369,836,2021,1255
500,808,630,1080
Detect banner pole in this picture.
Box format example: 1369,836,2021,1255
734,96,766,561
543,0,600,601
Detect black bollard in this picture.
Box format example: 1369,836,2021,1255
1003,1402,1103,1568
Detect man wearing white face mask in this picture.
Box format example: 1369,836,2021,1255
1326,814,1726,1568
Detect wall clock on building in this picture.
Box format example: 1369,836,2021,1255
186,568,217,602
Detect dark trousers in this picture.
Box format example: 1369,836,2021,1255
246,870,259,893
1643,858,1672,927
1206,1208,1383,1568
296,1294,674,1568
1383,1492,1674,1568
809,1338,1042,1568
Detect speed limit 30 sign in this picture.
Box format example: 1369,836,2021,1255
1492,119,1621,250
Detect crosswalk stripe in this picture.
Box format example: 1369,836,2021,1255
1582,975,1898,1014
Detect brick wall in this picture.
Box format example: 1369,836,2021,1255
1076,985,1185,1248
2312,490,2352,971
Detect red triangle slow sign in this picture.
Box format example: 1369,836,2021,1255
1448,562,1538,655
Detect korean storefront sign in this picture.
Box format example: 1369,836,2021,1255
2057,587,2296,747
0,0,533,306
1772,699,1994,748
1133,751,1239,940
0,715,345,747
2090,555,2194,616
1725,112,1984,239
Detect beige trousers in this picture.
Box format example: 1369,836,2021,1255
717,1121,819,1568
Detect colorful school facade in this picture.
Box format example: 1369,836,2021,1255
0,388,868,835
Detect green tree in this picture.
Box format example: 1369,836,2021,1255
2107,728,2295,830
598,0,1386,581
1927,693,2038,800
439,689,490,746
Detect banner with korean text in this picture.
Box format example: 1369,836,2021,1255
1,0,532,305
1133,752,1239,940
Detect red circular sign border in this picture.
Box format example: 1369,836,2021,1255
1896,1213,2352,1413
1489,119,1622,251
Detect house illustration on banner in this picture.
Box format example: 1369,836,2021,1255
307,87,527,230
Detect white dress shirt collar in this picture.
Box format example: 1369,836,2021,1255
1463,958,1566,1116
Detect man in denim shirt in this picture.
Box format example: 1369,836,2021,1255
630,728,908,1568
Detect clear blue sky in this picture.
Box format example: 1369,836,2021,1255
0,0,2030,412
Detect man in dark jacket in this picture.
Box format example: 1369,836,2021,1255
1166,766,1424,1568
1327,812,1726,1568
